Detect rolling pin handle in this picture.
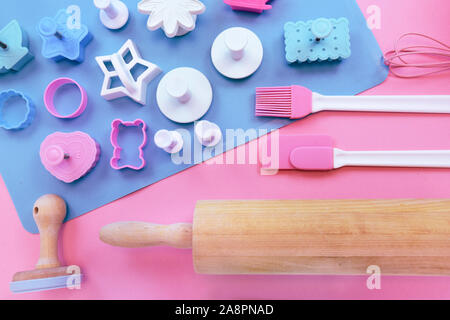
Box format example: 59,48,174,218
99,222,193,249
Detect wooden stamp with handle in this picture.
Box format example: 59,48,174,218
10,194,83,293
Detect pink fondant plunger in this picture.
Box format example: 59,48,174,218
40,131,101,183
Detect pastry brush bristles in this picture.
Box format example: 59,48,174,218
255,86,293,118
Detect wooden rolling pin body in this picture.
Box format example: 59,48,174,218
100,200,450,275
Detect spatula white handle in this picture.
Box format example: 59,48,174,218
313,94,450,113
334,149,450,169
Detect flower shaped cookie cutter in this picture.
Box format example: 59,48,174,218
138,0,206,38
0,90,36,130
110,119,148,170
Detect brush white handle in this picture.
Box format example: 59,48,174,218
313,94,450,113
334,149,450,169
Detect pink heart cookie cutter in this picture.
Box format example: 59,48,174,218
40,131,101,183
110,119,148,170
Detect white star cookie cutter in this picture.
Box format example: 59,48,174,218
138,0,206,38
95,39,161,105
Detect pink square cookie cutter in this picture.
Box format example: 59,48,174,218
110,119,148,170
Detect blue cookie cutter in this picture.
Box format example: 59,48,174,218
284,17,351,63
10,274,84,293
0,90,36,130
38,9,93,63
0,20,34,73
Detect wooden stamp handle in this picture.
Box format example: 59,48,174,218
33,194,67,269
100,222,193,249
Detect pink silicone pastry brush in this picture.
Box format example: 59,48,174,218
255,85,450,118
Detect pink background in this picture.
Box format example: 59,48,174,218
1,0,450,300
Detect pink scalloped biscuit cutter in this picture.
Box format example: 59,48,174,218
110,119,147,170
40,131,101,183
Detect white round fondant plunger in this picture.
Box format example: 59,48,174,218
154,129,184,153
211,27,263,79
94,0,129,30
156,67,213,123
195,120,222,147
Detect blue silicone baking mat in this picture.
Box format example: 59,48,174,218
0,0,388,233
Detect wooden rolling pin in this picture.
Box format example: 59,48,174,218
100,200,450,275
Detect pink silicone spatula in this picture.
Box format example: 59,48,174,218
256,86,450,118
261,134,450,171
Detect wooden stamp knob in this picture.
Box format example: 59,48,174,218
33,194,67,269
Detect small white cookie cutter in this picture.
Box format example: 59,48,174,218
94,0,129,30
96,39,161,105
137,0,205,38
195,120,222,147
154,129,184,153
156,67,212,123
211,27,263,79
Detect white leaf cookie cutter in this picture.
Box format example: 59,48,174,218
138,0,206,38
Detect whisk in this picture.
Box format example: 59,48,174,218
383,33,450,78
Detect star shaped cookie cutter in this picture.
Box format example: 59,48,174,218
96,39,162,105
38,9,93,63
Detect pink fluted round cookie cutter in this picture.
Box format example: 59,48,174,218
44,77,88,119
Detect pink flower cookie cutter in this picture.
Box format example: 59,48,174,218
110,119,148,170
44,77,88,119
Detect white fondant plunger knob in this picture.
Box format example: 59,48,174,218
195,120,222,147
94,0,129,30
225,29,248,61
156,67,213,124
211,27,263,79
166,77,191,103
154,129,184,153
